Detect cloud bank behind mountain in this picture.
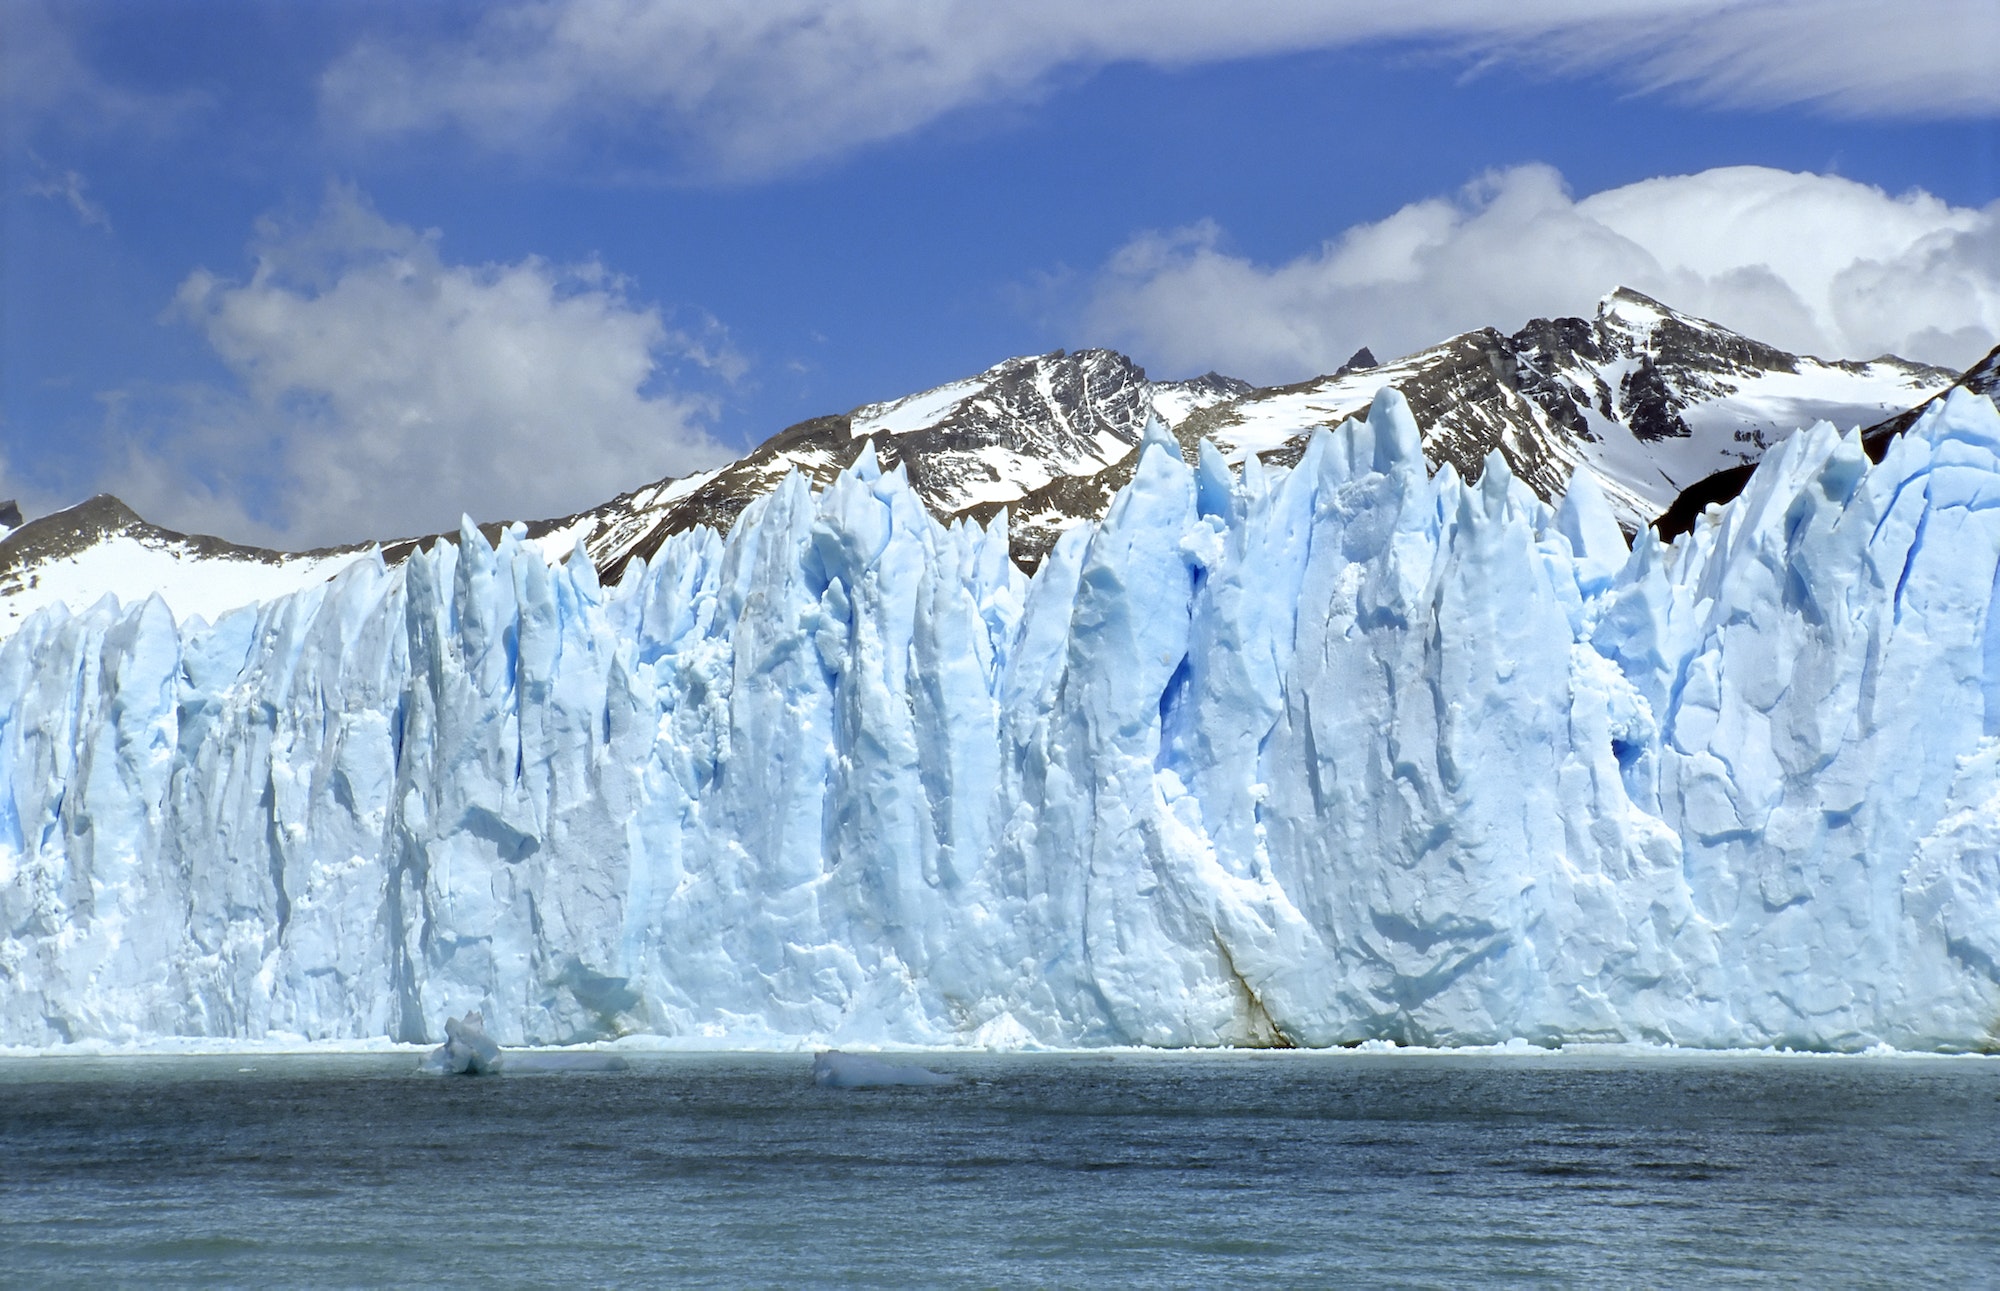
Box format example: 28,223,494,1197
1080,165,2000,386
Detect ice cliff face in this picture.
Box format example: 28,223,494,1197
5,388,2000,1052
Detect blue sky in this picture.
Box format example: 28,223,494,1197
4,0,1998,545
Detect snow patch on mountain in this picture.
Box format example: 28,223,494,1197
850,377,987,439
1150,372,1256,427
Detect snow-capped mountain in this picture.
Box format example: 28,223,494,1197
1010,288,1951,546
546,288,1949,569
529,348,1247,585
0,289,1955,633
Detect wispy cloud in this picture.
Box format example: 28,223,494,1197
1075,165,2000,385
26,157,110,231
103,184,732,547
1509,0,2000,120
3,0,209,144
319,1,1999,180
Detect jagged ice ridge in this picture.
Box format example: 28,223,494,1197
6,388,2000,1052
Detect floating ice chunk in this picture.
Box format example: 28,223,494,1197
811,1051,955,1088
420,1011,504,1075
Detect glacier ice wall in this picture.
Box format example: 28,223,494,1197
6,389,2000,1051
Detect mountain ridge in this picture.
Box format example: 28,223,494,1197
0,288,1963,633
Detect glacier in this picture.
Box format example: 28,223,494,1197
5,387,2000,1052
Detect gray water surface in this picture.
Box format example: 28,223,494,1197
2,1049,1996,1285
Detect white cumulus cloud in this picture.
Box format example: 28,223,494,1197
1078,165,2000,385
110,185,731,548
319,0,1999,179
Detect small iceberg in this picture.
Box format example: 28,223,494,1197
812,1050,955,1089
419,1011,503,1075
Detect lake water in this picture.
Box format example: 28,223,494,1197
2,1048,1996,1285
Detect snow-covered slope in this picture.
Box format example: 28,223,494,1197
7,388,2000,1052
1864,341,2000,445
1656,341,2000,540
0,496,373,641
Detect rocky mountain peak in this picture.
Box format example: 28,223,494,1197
850,348,1156,503
1598,287,1802,379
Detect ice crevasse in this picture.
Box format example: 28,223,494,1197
6,388,2000,1052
